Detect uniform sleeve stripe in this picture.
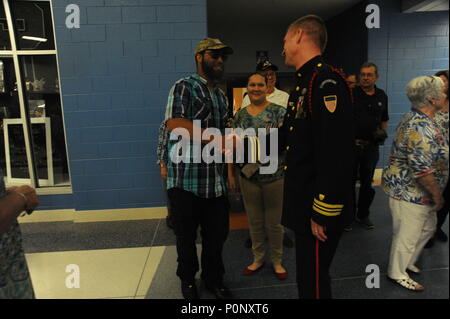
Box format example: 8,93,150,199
313,206,342,216
313,199,344,209
313,203,342,212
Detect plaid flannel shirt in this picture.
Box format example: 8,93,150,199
164,74,229,198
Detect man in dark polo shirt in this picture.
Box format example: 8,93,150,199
349,62,389,230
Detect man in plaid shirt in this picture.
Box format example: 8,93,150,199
164,38,233,300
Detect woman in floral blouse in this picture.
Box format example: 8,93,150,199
382,75,449,291
228,73,288,279
0,171,38,298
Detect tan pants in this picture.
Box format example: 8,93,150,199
239,176,284,265
388,197,437,279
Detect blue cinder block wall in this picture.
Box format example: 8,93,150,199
368,0,449,168
40,0,448,209
41,0,207,210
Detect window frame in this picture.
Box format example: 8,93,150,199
1,0,71,194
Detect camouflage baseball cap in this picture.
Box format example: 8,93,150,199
194,38,233,55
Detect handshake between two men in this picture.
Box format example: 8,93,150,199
166,118,280,174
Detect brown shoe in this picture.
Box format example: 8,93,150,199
273,269,288,280
273,265,288,280
243,263,264,276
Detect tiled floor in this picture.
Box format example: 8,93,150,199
20,188,448,299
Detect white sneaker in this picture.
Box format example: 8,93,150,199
388,276,424,291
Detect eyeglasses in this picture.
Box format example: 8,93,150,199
205,50,228,61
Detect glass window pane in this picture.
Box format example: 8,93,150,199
20,55,69,186
0,58,31,185
0,58,21,120
13,1,55,51
0,1,12,50
7,123,29,179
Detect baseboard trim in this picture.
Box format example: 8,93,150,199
18,207,168,224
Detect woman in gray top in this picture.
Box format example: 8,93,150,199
228,73,287,280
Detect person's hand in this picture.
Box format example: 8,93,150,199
11,185,39,213
431,193,444,212
222,132,242,156
311,219,328,242
160,166,167,180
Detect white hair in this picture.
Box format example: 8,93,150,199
406,75,444,109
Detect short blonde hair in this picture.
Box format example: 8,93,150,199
289,15,327,52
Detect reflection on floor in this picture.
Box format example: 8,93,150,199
21,188,448,299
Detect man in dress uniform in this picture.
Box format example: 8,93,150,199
279,14,355,300
236,15,355,299
234,15,354,299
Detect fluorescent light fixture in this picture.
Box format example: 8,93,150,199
22,36,47,42
37,104,46,108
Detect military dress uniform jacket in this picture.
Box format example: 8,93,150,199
279,56,355,234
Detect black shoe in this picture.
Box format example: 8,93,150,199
436,229,448,242
205,283,233,299
181,281,199,300
357,217,374,230
166,216,174,229
344,225,353,232
283,233,294,248
244,237,252,248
